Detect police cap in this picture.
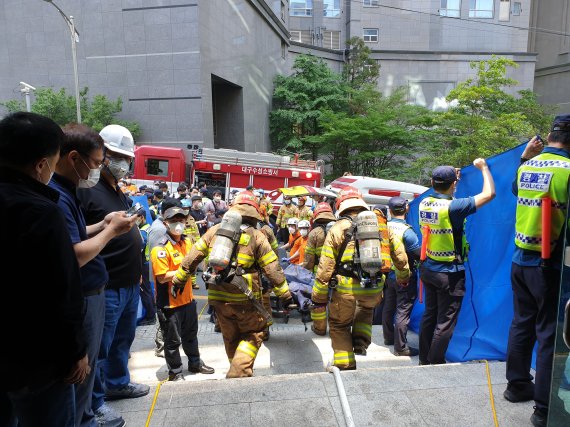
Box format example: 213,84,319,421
432,166,457,184
552,114,570,132
388,197,408,213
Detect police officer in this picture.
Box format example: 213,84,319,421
418,159,495,366
304,203,336,335
312,188,384,369
172,192,293,378
382,197,421,357
504,115,570,427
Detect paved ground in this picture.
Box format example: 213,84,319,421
113,280,570,426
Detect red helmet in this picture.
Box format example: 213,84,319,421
233,191,259,209
335,187,368,215
313,202,333,217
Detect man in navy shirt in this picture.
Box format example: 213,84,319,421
50,124,137,427
383,197,422,357
418,159,495,365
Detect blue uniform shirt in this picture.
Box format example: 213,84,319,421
422,193,477,273
50,173,109,292
388,218,421,280
512,147,570,267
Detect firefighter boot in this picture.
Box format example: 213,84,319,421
328,292,357,370
352,293,382,355
310,306,327,336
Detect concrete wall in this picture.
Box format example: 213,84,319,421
529,0,570,112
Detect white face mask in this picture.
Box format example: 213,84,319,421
195,202,203,209
214,196,222,202
288,226,296,234
107,158,130,181
300,229,309,237
75,157,100,189
42,160,54,185
168,221,185,235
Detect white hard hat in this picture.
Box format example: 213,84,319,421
287,217,299,226
100,125,135,158
298,220,310,229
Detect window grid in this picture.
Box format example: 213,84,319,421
363,28,379,43
363,0,379,7
440,0,461,17
290,0,313,17
469,0,494,18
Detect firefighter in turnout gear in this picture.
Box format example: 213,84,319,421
311,188,385,370
172,191,293,378
304,203,336,335
297,196,313,222
257,207,279,341
276,195,299,243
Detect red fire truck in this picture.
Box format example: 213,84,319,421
132,145,324,211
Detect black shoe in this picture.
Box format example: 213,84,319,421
104,382,150,401
138,317,156,326
530,407,547,427
394,347,419,357
189,361,215,374
168,372,185,381
214,324,221,333
354,346,367,356
419,360,429,366
503,382,534,403
384,339,394,346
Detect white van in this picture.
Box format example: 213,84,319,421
327,176,428,206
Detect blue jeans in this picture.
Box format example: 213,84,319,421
75,291,105,427
92,285,139,411
5,380,75,427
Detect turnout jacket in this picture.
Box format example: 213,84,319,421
276,204,299,228
303,225,326,272
259,223,279,256
179,223,291,305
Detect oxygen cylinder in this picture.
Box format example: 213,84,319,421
209,210,242,272
354,211,382,276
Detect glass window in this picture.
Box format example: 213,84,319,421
363,0,379,6
469,0,494,18
323,0,340,17
323,30,341,49
290,0,313,17
440,0,461,17
146,159,169,177
363,28,379,43
499,0,510,21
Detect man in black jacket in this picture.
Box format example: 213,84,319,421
0,112,88,426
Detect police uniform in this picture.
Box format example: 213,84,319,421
312,189,385,370
505,116,570,422
150,234,202,379
174,192,292,378
418,167,477,365
304,203,336,335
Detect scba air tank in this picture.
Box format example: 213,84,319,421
209,210,242,272
354,211,382,276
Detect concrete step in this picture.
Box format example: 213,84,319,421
109,361,535,427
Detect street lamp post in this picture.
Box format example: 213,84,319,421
43,0,82,123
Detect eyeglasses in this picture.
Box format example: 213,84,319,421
81,155,104,170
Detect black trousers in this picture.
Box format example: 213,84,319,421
158,300,200,376
382,274,418,351
418,268,465,365
140,261,156,320
279,227,290,244
506,263,560,412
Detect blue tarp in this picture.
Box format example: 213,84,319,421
408,143,526,362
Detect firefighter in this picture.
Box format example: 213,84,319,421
257,206,280,341
311,187,385,370
297,196,312,222
382,197,421,356
172,191,293,378
276,195,299,243
505,116,570,427
150,206,215,381
418,160,495,366
304,203,336,335
183,214,201,290
258,190,273,219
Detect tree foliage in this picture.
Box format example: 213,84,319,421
1,87,141,138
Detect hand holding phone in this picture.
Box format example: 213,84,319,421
126,202,142,217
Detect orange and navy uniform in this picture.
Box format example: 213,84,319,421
150,235,193,309
288,230,300,247
290,234,309,265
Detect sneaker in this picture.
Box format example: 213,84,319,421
168,372,185,381
104,382,150,401
192,284,200,290
530,407,547,427
394,347,419,357
188,360,215,374
503,382,534,403
384,339,394,346
94,403,126,427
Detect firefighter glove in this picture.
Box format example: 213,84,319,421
172,267,190,288
282,297,295,310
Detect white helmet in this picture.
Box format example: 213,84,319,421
100,125,135,158
287,217,299,226
298,220,310,229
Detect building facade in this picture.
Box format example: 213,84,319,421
288,0,536,110
530,0,570,112
0,0,290,151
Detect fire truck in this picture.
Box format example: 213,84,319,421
132,145,324,212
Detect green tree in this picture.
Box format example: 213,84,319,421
1,87,140,138
269,55,347,159
343,37,380,90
